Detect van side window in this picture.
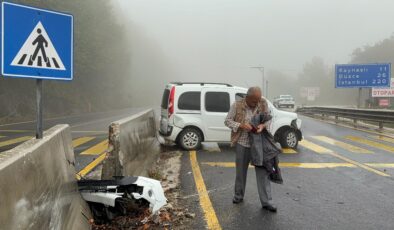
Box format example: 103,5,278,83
205,92,230,112
178,92,201,110
235,93,246,101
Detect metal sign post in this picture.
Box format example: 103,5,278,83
250,66,265,97
36,79,43,138
1,2,73,139
357,88,362,109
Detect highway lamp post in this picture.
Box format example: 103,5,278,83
250,66,265,97
266,80,269,99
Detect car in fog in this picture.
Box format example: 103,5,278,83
273,95,296,108
159,82,302,150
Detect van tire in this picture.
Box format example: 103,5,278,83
279,129,298,149
178,128,202,150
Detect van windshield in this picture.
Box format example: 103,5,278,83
161,89,170,109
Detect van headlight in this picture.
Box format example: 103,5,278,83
296,119,302,129
291,118,302,129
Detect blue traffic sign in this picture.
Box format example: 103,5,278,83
335,63,391,88
1,2,73,80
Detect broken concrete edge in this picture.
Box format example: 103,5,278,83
101,108,160,180
0,124,92,230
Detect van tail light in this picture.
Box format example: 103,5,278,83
168,86,175,117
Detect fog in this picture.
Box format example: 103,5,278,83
1,0,393,123
114,0,394,106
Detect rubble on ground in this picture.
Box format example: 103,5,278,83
91,151,193,230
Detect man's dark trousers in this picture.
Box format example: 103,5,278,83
234,144,272,205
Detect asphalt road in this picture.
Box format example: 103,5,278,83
180,115,394,230
0,108,145,172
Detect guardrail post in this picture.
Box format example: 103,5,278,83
353,119,357,127
335,115,339,124
379,122,384,132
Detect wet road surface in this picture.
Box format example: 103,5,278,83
180,115,394,230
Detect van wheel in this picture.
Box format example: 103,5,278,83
280,129,298,149
178,128,202,150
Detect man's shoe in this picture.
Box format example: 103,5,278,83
232,198,243,204
262,205,277,213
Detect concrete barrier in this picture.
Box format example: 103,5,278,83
0,125,92,230
101,109,159,179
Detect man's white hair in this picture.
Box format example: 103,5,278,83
247,87,262,96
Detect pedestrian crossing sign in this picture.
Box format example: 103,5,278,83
1,2,73,80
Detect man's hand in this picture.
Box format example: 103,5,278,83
240,123,253,131
256,124,266,133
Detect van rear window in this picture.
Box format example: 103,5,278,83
161,89,170,109
178,92,201,110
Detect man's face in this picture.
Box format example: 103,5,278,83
245,92,261,108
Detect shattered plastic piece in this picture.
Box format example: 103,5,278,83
132,176,167,214
78,176,167,223
81,191,123,207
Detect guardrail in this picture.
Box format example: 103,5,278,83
296,106,394,130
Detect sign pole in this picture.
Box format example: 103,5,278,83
36,79,43,139
357,87,362,108
266,80,269,99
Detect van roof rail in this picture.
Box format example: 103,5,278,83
170,82,233,87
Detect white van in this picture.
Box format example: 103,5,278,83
159,82,303,150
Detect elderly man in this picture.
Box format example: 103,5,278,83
224,87,277,212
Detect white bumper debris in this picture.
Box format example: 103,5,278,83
132,176,167,214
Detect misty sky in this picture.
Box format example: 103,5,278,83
114,0,394,89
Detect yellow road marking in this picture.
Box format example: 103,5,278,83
366,163,394,168
282,148,297,154
190,151,222,230
71,131,107,134
202,162,356,168
72,136,95,148
0,136,32,147
0,130,34,133
327,152,390,177
311,136,372,154
76,153,107,180
80,140,108,155
299,140,332,153
371,135,394,144
203,162,394,171
346,136,394,153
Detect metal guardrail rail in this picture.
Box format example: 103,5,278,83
296,106,394,130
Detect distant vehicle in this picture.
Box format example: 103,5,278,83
273,95,295,108
159,82,302,150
